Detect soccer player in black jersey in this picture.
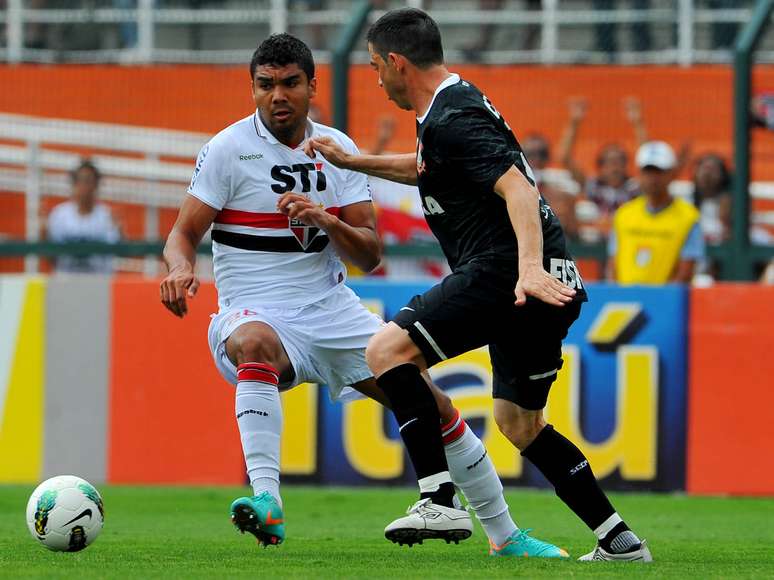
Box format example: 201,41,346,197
306,8,651,563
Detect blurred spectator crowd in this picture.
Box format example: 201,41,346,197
521,96,774,285
358,95,774,284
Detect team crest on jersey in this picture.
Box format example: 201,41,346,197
289,218,321,250
417,142,426,175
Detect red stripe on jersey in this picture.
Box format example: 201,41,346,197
237,362,279,385
215,207,341,229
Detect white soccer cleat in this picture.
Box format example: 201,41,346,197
578,539,653,562
384,498,473,547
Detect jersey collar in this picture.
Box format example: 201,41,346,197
253,109,314,149
416,73,460,125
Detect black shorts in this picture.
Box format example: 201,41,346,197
392,260,582,410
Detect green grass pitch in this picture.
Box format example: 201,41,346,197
1,485,773,578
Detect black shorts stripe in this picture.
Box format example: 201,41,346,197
212,229,329,253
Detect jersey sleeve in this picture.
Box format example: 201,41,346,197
187,135,232,211
432,109,523,192
337,139,373,207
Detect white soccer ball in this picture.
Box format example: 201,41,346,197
25,475,104,552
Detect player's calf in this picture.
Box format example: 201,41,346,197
495,400,649,561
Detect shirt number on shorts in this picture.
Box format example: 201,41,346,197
549,258,584,289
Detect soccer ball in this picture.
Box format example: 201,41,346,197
25,475,104,552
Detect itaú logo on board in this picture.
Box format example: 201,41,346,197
545,302,658,481
336,302,658,483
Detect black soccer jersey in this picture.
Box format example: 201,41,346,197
415,76,585,299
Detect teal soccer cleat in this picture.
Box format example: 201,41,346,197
489,529,569,559
230,491,285,547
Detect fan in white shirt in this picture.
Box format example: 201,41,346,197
47,160,120,273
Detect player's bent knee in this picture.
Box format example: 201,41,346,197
494,408,546,451
365,333,391,376
366,328,402,375
366,323,423,377
228,327,284,369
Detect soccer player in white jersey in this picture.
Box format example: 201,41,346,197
160,33,566,558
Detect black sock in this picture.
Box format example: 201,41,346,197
376,364,455,507
420,481,456,507
521,424,616,531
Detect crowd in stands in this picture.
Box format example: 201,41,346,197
44,97,772,283
522,97,774,285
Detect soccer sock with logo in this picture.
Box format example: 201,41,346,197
235,363,283,505
442,409,517,546
376,364,456,508
521,424,640,550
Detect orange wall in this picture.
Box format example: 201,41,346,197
3,64,774,179
687,284,774,495
3,64,774,274
107,278,246,484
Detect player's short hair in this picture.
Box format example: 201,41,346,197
71,159,101,183
367,8,443,69
250,33,315,82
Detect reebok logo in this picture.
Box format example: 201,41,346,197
569,460,589,476
239,153,264,161
237,409,269,419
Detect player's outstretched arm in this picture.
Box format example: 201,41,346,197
494,166,577,307
305,136,418,185
277,193,382,272
161,195,218,318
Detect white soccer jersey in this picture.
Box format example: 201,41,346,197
188,111,372,310
47,201,120,273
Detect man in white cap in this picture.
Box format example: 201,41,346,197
607,141,704,284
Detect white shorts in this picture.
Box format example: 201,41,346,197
207,284,384,401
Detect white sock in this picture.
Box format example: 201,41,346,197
594,513,623,540
418,471,453,494
443,412,518,546
235,363,283,506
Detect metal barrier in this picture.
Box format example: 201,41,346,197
0,0,768,66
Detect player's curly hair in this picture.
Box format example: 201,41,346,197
367,8,443,69
250,33,315,82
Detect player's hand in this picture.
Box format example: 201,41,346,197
160,264,199,318
277,193,335,230
304,136,351,168
515,263,576,307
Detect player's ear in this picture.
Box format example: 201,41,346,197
308,77,317,99
387,52,402,72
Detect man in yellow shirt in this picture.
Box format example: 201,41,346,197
608,141,704,284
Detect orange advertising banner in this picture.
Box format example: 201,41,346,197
108,278,246,485
687,284,774,495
